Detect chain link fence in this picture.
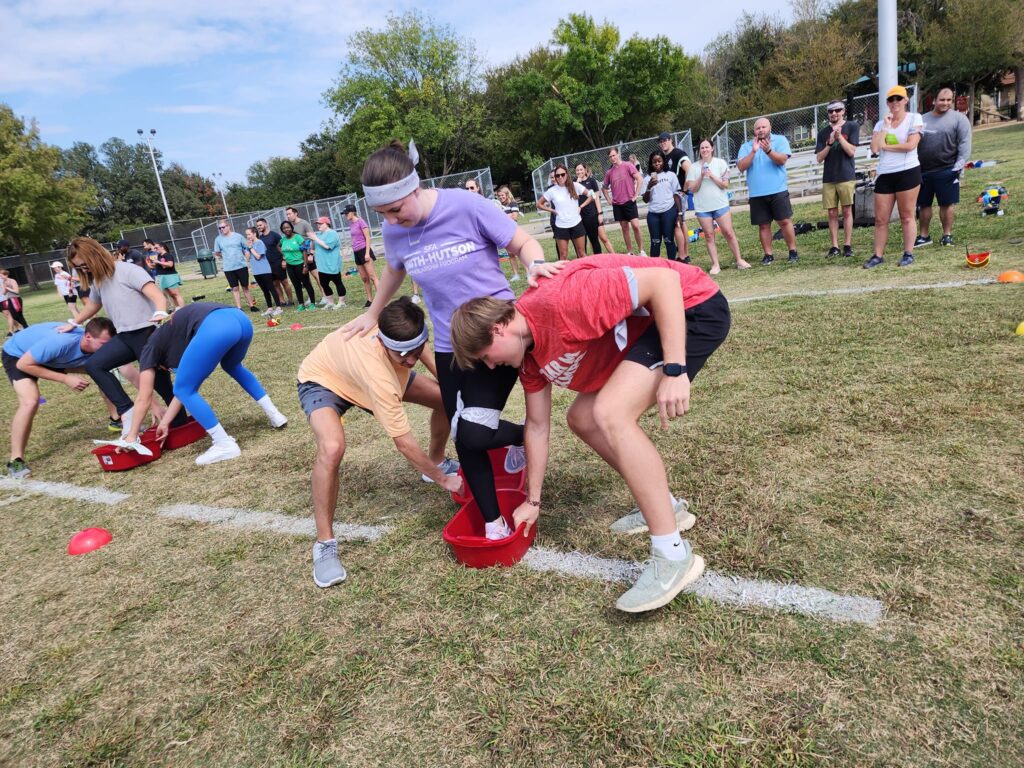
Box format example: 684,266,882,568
531,130,693,205
710,87,918,162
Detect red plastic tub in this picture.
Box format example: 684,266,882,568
91,434,162,472
450,446,526,505
141,417,207,451
443,488,536,568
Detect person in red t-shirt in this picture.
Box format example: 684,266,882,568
602,148,645,256
450,254,730,613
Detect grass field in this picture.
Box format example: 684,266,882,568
1,123,1022,767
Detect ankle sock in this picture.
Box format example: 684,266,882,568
206,423,230,444
651,531,688,561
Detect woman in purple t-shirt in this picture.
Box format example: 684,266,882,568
341,141,563,539
343,204,380,308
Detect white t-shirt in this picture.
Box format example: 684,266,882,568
873,112,924,175
543,183,587,228
686,158,731,213
639,172,682,214
54,271,75,297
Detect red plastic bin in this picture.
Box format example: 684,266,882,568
141,417,206,451
443,488,536,568
91,433,162,472
450,446,526,505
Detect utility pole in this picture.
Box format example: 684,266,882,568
137,129,178,263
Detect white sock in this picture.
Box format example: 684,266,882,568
651,531,688,561
119,407,134,436
206,422,230,444
316,538,336,547
256,395,279,416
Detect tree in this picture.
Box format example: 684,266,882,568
324,11,486,178
703,14,784,118
0,105,94,286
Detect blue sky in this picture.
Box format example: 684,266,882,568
0,0,793,185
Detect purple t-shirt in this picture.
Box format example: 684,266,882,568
383,189,517,353
348,217,369,250
602,162,640,204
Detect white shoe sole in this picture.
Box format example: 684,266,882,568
616,555,705,613
195,444,241,465
312,568,347,588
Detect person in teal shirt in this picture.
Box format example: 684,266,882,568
213,220,258,311
309,216,346,310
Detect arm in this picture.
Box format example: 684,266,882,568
765,146,789,166
837,126,858,158
123,369,157,443
633,269,689,428
536,195,554,214
578,191,594,210
641,177,653,203
360,221,373,250
393,431,461,491
418,343,438,378
602,180,614,207
506,227,565,288
633,168,642,199
17,353,90,391
140,281,168,320
736,145,756,172
954,117,972,172
511,384,552,535
339,263,406,339
68,297,102,327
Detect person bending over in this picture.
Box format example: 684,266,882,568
299,297,461,587
450,254,730,613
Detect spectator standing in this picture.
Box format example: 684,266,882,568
343,204,380,307
602,148,645,255
657,132,691,261
538,163,592,261
244,227,283,316
495,186,523,282
256,218,293,306
916,87,972,247
1,271,29,334
686,139,750,272
640,152,683,260
52,262,81,312
286,206,322,303
280,221,317,311
865,85,924,268
116,240,148,269
736,118,799,265
815,100,860,258
213,220,259,311
575,164,614,254
152,242,185,309
308,217,346,310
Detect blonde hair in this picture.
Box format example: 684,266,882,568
450,297,517,370
65,237,115,290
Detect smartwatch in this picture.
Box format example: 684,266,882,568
662,363,687,377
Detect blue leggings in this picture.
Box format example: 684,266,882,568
647,206,679,260
173,309,267,430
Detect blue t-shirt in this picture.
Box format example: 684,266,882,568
214,232,247,271
248,239,272,276
737,133,792,197
3,323,89,369
314,229,342,274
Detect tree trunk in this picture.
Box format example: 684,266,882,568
18,252,40,290
1016,66,1023,121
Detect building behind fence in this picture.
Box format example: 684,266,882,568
531,130,693,205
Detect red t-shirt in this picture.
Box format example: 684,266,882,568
602,163,641,204
517,254,720,394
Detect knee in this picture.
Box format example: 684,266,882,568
455,421,492,453
900,213,915,227
172,381,194,400
316,439,345,466
566,405,591,437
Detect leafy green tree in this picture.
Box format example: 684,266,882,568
703,14,784,118
0,105,94,286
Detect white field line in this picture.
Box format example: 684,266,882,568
522,548,883,626
731,277,995,305
157,503,390,542
0,478,130,505
0,494,29,508
255,324,339,335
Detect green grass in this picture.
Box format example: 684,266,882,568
0,123,1022,766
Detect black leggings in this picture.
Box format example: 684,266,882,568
84,326,186,423
581,213,602,254
2,298,28,328
286,263,316,305
434,352,523,523
253,273,280,307
318,271,345,298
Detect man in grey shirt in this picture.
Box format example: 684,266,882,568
916,87,972,247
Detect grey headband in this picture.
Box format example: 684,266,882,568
363,170,421,207
377,325,429,355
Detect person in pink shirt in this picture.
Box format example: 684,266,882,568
601,147,645,255
450,254,730,613
343,205,380,308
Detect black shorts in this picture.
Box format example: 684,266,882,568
552,221,586,241
62,295,78,304
270,260,287,281
622,291,731,381
225,267,250,289
749,191,793,226
612,201,639,222
918,167,960,207
3,350,63,383
874,166,921,194
353,247,377,266
297,375,415,420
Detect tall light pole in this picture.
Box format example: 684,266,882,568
878,0,899,117
212,173,230,217
137,128,178,263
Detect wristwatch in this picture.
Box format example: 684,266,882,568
662,363,687,377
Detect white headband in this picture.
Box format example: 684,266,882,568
363,170,421,207
377,325,429,355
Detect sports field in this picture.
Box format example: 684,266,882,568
1,123,1022,767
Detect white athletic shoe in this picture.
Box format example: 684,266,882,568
610,497,694,534
271,307,284,316
639,250,647,257
319,296,331,306
268,410,288,429
261,308,274,317
195,438,241,466
485,518,512,540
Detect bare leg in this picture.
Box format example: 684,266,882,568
10,379,40,460
842,205,854,247
597,223,614,253
230,286,242,309
717,212,748,267
895,187,920,254
571,235,586,259
619,221,633,253
402,373,449,464
630,220,644,252
918,205,933,238
674,218,689,259
556,239,569,261
777,218,797,251
873,192,896,256
698,216,721,272
827,208,840,248
309,408,346,541
758,223,774,256
938,204,955,236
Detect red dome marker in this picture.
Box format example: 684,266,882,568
67,527,113,556
290,323,303,330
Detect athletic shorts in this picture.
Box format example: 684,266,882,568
749,191,793,225
622,291,731,382
612,201,639,222
62,294,78,304
822,180,856,209
874,166,921,194
552,221,586,241
3,350,63,383
918,167,960,207
157,273,182,291
695,206,730,220
297,375,415,420
270,260,288,281
353,247,377,266
224,267,250,289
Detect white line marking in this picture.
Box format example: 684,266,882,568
0,494,28,508
732,278,995,305
522,547,883,626
157,503,390,542
0,478,130,505
255,324,339,335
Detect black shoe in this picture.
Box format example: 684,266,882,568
898,253,914,267
842,245,854,258
940,234,954,247
761,254,774,266
363,301,372,308
863,255,884,269
826,246,840,258
249,304,260,313
788,250,799,263
914,235,932,248
681,256,691,264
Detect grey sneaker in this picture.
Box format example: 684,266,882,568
312,540,347,588
616,546,705,613
6,458,31,479
504,444,526,474
421,456,460,483
610,497,694,534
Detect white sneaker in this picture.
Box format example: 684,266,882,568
272,307,284,316
268,410,288,428
509,274,521,282
318,296,330,306
639,250,647,257
195,437,241,465
610,497,694,534
261,308,274,317
337,298,346,308
485,518,512,540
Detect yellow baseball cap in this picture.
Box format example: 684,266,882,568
886,85,908,99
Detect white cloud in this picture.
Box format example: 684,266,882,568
152,105,247,117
